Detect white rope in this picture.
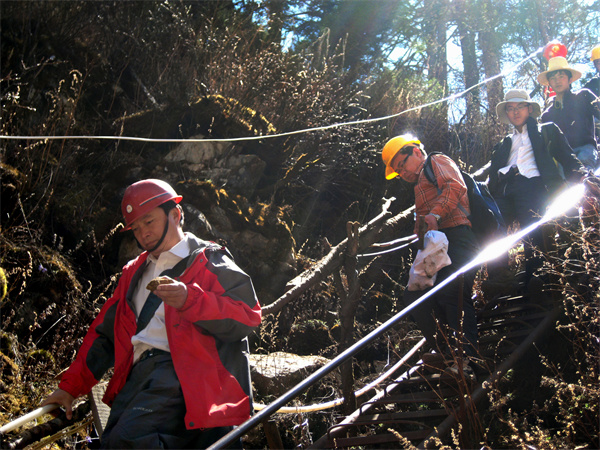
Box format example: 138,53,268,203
370,234,418,247
0,404,58,434
357,238,418,258
0,48,542,144
252,338,426,414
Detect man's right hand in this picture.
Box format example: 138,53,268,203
41,388,75,419
423,214,439,231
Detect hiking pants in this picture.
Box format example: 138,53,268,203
100,352,239,449
492,174,548,279
572,143,598,171
403,225,479,357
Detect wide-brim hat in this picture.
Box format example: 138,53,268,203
495,89,541,125
537,56,582,85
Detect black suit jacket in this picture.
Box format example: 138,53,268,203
488,117,585,196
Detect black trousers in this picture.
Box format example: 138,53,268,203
403,225,479,357
492,174,548,278
100,354,239,449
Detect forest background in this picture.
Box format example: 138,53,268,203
1,0,599,448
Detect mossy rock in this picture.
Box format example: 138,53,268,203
26,349,55,368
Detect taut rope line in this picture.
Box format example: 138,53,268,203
0,49,542,144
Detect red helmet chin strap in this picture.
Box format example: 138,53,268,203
133,210,171,254
146,217,170,253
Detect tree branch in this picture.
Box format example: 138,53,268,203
262,198,413,315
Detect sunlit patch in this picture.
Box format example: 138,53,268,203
474,235,519,266
463,182,587,272
542,184,585,221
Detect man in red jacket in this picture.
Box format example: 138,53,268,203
41,179,262,448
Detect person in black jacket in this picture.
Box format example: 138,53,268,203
583,44,600,98
583,45,600,146
487,89,585,285
538,56,600,170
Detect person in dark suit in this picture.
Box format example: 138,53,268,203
487,89,585,284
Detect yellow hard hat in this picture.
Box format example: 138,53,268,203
591,45,600,62
381,135,421,180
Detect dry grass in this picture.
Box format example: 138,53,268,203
481,205,600,449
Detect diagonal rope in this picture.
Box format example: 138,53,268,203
207,171,596,449
0,48,542,144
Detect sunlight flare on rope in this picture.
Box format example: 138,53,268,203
207,168,592,449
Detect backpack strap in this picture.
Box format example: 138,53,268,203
422,152,469,218
423,152,443,191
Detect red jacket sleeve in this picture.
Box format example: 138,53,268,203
176,248,261,342
57,260,138,398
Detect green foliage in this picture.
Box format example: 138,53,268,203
287,0,422,72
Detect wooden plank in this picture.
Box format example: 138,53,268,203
332,429,431,447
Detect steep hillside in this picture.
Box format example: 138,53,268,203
1,2,599,449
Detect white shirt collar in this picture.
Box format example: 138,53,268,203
147,234,190,264
513,122,528,136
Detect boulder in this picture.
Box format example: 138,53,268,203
164,136,266,197
164,139,232,164
249,352,330,397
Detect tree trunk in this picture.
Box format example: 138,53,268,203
266,0,284,46
422,0,450,153
533,0,550,45
336,221,361,414
454,0,481,126
477,0,504,163
477,0,503,118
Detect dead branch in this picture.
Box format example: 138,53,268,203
338,220,361,414
262,198,414,315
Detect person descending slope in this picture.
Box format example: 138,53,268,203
42,179,261,449
381,135,479,379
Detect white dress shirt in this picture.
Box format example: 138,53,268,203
131,235,191,363
499,123,541,178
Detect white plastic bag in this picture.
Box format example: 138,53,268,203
407,230,452,291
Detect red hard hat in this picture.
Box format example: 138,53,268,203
121,179,182,230
542,41,567,61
